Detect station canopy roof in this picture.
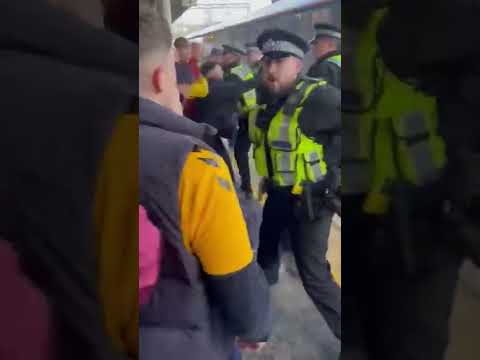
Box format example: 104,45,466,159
187,0,335,39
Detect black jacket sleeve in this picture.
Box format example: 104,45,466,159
210,80,245,102
308,61,341,89
224,73,259,95
299,84,341,189
299,84,341,144
206,261,272,342
199,81,244,138
224,72,243,84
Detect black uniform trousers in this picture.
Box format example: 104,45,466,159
342,195,462,360
257,187,341,340
233,116,252,192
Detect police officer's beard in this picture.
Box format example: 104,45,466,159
260,84,286,103
261,77,299,103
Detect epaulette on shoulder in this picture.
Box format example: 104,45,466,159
192,146,222,168
302,75,324,84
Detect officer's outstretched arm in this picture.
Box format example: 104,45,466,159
178,149,272,342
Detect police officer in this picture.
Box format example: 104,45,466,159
245,28,341,340
207,47,224,65
222,45,254,83
234,43,263,197
342,3,464,359
307,23,341,88
245,42,263,75
219,45,257,163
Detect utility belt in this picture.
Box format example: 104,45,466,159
302,182,341,219
263,179,339,221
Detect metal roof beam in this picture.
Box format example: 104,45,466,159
187,0,336,39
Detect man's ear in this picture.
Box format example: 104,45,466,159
152,66,164,94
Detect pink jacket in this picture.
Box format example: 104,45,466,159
139,206,162,305
0,239,51,359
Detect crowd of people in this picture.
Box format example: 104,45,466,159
139,3,342,359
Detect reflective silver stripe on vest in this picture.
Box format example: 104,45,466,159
309,152,324,182
274,82,310,150
275,148,296,186
409,141,438,184
395,112,428,139
310,152,320,162
277,152,294,172
276,152,295,185
280,173,296,185
282,173,296,185
277,115,293,150
395,111,438,184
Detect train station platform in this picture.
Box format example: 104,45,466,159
243,221,341,360
228,147,341,359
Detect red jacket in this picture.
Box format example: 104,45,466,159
189,58,201,80
183,58,201,118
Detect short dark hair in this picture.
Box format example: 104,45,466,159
201,62,218,77
174,37,190,49
139,2,172,58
